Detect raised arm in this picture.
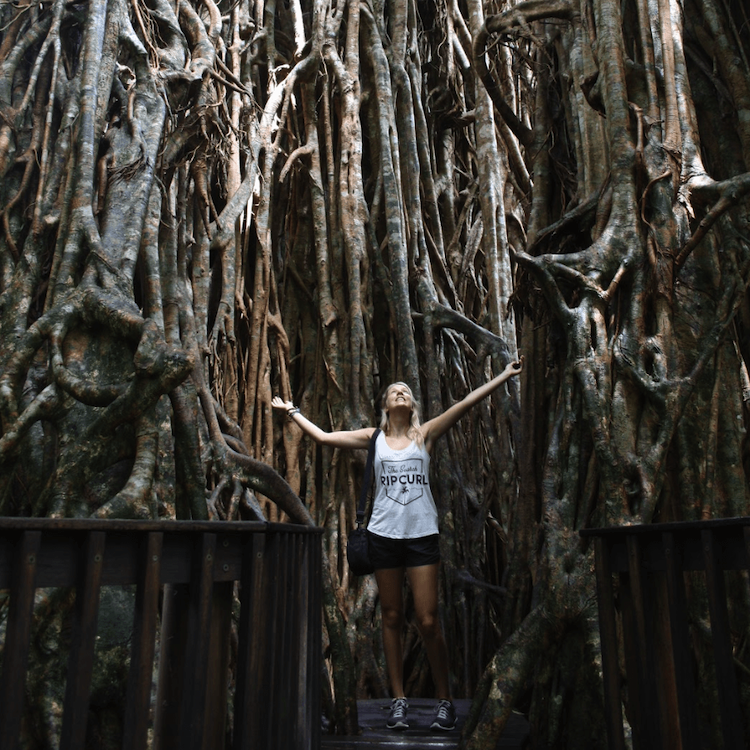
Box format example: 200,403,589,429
421,357,523,452
271,397,376,449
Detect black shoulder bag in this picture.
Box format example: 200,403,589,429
346,428,381,576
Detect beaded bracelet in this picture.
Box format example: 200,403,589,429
287,406,300,421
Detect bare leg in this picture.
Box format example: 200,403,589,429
407,563,451,700
375,567,406,697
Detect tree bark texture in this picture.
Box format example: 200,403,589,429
0,0,748,745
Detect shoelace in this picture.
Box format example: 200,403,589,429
392,698,408,716
435,700,452,720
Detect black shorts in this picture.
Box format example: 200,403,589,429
367,531,440,570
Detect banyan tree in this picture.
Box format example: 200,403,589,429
0,0,748,745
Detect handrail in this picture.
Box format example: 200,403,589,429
581,517,750,750
0,517,323,750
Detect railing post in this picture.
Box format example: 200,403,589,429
309,530,322,750
178,533,217,750
702,529,746,749
662,532,700,750
204,578,234,750
153,581,190,750
621,535,662,748
123,531,163,750
592,537,626,749
235,530,274,749
60,530,106,750
0,530,41,750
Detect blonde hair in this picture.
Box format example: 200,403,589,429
379,382,423,445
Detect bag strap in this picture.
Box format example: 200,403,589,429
356,428,381,527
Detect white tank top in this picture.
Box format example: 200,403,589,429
367,432,439,539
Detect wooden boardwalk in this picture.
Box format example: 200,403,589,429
321,699,529,749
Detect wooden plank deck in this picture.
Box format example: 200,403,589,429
321,699,529,749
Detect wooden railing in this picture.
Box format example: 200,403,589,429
581,517,750,750
0,517,323,750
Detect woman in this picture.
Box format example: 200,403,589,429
272,357,523,732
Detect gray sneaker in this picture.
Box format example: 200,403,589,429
387,697,409,730
431,699,456,731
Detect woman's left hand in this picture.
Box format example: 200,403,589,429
504,355,524,377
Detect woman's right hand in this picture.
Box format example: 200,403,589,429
272,396,293,412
